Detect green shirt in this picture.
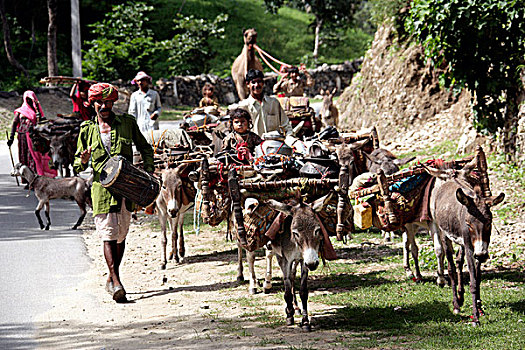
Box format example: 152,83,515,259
74,113,154,215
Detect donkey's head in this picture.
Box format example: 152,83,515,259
267,196,330,271
160,165,186,218
456,188,504,262
336,138,371,184
47,132,72,169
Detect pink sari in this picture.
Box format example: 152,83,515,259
14,91,57,177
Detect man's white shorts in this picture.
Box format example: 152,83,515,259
94,203,131,243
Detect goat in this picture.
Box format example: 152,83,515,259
11,163,92,230
156,164,196,269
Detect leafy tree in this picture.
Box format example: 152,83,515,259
263,0,361,61
160,13,228,76
82,2,157,81
406,0,525,157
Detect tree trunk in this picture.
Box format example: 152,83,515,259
313,17,322,61
0,0,28,77
47,0,58,77
70,0,82,77
503,86,520,162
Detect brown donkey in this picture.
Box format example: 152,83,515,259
424,163,504,325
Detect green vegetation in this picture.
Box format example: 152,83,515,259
406,0,525,137
1,0,373,91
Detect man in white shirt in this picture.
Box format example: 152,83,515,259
238,69,292,138
128,71,162,136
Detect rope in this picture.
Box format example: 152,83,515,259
151,129,168,154
254,44,291,69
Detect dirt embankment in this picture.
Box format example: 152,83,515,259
337,24,480,154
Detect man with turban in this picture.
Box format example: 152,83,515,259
74,83,154,303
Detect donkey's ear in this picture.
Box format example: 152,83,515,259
421,163,453,181
312,192,334,212
456,188,472,207
319,89,325,96
266,199,293,216
331,87,337,95
485,192,505,207
349,138,369,151
394,156,416,166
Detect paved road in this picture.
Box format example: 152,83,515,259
0,140,90,349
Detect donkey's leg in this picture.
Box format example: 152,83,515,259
299,261,311,331
170,216,180,263
474,259,484,317
246,250,258,294
177,212,185,259
236,241,244,282
71,201,86,230
408,228,423,282
290,260,300,312
277,256,295,326
44,202,51,230
35,201,45,230
263,248,274,293
158,209,168,270
456,245,465,307
403,225,415,280
465,247,481,325
431,224,446,286
443,237,461,314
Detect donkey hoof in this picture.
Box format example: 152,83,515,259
471,320,480,327
160,263,166,270
286,317,294,326
236,275,245,283
453,308,461,315
71,226,78,230
179,249,185,258
249,287,258,295
45,226,50,230
263,288,271,294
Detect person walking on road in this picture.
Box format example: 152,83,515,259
7,90,56,184
128,71,162,137
74,83,154,303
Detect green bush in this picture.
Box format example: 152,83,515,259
82,2,157,81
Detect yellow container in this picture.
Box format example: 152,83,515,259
354,202,372,229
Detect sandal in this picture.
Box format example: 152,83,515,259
112,285,127,302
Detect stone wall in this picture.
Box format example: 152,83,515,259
146,59,362,107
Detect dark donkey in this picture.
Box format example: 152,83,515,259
424,162,504,325
238,193,341,331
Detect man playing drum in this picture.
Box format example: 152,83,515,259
74,83,154,303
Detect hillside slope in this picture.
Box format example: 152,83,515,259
337,24,474,154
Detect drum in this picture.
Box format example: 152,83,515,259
100,156,161,207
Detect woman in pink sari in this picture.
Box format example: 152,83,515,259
7,91,57,180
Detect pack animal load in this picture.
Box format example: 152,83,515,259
100,155,161,207
30,114,83,176
277,96,318,137
180,107,221,146
349,146,493,232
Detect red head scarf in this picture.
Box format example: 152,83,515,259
87,83,119,106
14,90,44,125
